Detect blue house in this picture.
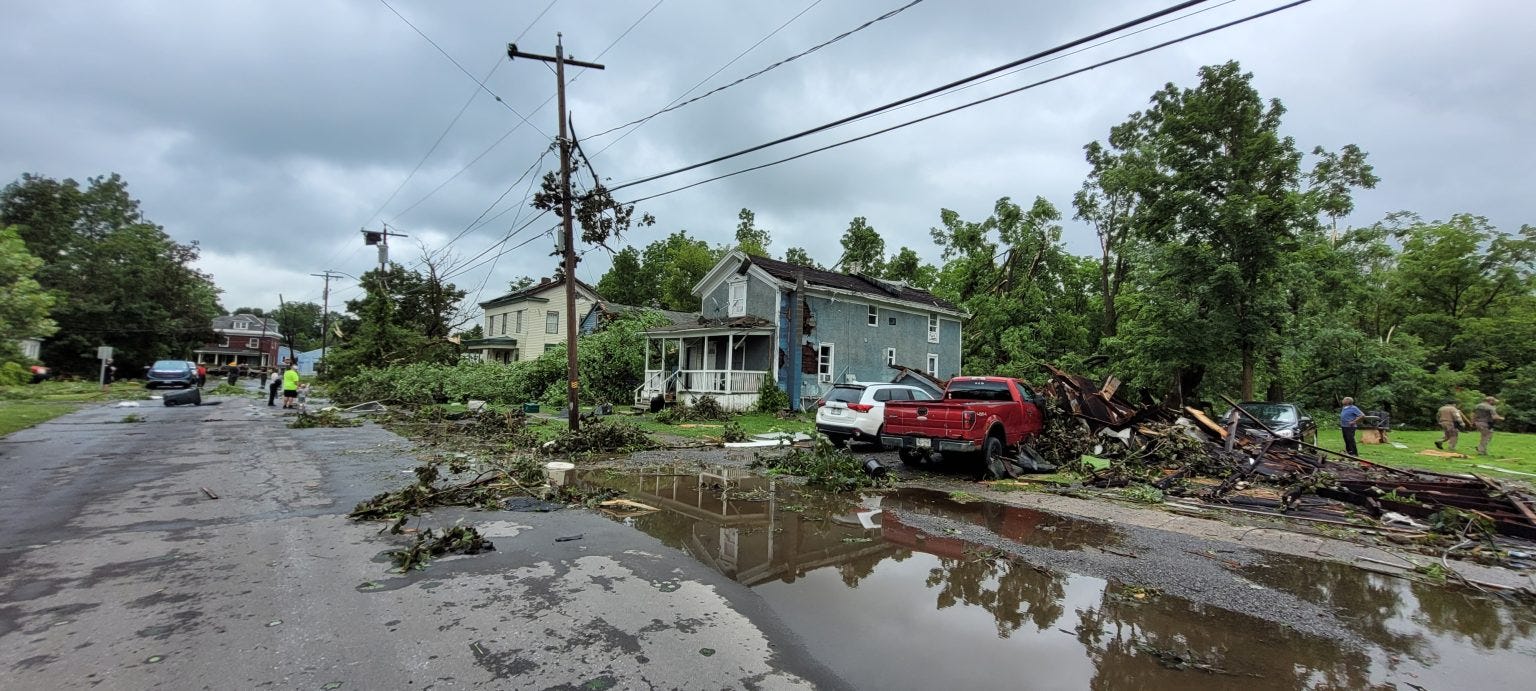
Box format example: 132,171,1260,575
638,251,964,411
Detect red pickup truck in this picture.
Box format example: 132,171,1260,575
880,376,1050,477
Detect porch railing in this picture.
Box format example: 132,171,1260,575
680,369,766,395
634,369,678,406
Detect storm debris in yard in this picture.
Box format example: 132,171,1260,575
1041,365,1536,549
289,409,361,429
349,457,547,520
543,418,653,454
750,436,890,491
389,521,494,571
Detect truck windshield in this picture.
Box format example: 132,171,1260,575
946,380,1013,402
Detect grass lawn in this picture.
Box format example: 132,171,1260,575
620,410,814,441
0,380,166,436
1313,427,1536,482
0,400,79,436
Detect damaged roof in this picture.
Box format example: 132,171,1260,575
744,254,960,313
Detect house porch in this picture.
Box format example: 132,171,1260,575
636,325,775,412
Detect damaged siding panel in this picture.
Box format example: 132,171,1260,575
702,271,778,321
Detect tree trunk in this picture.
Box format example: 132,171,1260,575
1240,346,1256,401
1265,349,1283,401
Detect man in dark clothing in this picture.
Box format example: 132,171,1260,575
267,370,281,407
1339,397,1364,456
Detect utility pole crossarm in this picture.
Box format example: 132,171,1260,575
507,43,605,70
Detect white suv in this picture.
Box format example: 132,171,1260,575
815,383,936,448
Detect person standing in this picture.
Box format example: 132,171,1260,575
1435,399,1466,451
196,364,207,387
267,369,281,407
1473,396,1505,456
1339,397,1364,456
281,364,300,409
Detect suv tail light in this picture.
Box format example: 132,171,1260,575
847,403,873,413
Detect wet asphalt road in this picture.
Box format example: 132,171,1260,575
0,395,843,689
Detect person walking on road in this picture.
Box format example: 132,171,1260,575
281,364,300,409
1340,397,1364,457
1435,399,1466,451
1473,396,1505,456
196,364,207,387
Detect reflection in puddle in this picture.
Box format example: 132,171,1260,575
577,469,1536,689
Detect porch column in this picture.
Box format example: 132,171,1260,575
725,334,734,394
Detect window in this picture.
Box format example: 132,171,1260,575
486,314,493,333
220,337,230,348
926,353,938,376
498,313,507,336
818,343,835,383
867,305,878,326
233,320,250,330
727,278,746,317
927,314,940,343
247,338,260,349
888,315,896,326
885,347,896,367
544,343,559,353
515,309,524,333
546,311,559,334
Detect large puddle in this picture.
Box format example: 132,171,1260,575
577,468,1536,689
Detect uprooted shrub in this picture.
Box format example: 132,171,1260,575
750,436,886,491
655,395,730,424
544,418,653,454
389,521,495,571
350,456,547,520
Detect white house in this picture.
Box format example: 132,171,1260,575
464,276,600,363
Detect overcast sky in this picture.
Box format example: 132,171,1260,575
3,0,1532,314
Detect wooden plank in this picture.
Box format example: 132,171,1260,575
1185,406,1227,438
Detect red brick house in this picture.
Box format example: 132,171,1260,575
193,314,283,371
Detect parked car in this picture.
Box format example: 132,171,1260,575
881,376,1049,478
815,383,936,448
1220,402,1317,445
144,360,198,389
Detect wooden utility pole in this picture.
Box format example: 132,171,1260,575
310,270,343,373
508,35,604,432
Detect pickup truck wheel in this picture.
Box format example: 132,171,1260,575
982,436,1009,479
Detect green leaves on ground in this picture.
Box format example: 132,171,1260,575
750,436,886,491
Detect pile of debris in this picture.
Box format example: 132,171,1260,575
1042,366,1536,543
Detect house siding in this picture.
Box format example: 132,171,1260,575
700,271,776,321
481,287,593,362
792,295,962,388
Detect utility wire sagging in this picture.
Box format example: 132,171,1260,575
616,0,1315,203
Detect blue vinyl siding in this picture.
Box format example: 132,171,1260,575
790,296,961,386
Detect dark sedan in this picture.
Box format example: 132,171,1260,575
144,360,198,389
1220,402,1317,445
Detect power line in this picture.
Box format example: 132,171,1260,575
589,0,911,143
585,0,824,161
376,0,548,138
422,143,555,265
609,0,1214,192
622,0,1316,205
364,58,503,229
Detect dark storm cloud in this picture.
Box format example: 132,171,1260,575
2,0,1532,310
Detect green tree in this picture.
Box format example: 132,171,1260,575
0,225,58,362
733,208,771,257
782,246,820,269
507,276,536,293
883,247,937,290
1109,62,1310,400
639,230,721,311
838,216,885,275
0,173,221,373
596,246,652,305
1307,143,1379,240
326,261,466,376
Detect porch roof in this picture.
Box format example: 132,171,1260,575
644,315,773,338
462,337,518,350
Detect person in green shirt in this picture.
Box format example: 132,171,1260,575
281,364,300,409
